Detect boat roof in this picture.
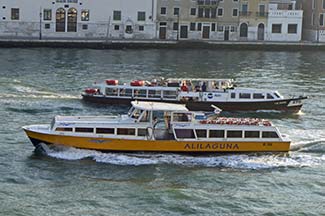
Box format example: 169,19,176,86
131,101,188,112
166,78,234,82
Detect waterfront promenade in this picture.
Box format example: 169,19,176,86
1,38,325,50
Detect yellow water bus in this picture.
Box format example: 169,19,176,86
23,101,291,153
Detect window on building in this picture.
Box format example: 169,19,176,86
217,25,224,32
45,23,50,29
211,8,217,18
82,24,88,30
323,0,325,9
11,8,19,20
56,8,66,32
114,25,120,30
288,24,297,34
137,11,146,21
43,9,52,21
231,93,236,98
272,24,282,33
174,8,179,16
217,8,223,16
320,14,324,26
205,8,210,18
231,26,237,32
173,22,178,30
113,10,121,21
190,22,196,31
139,25,144,31
81,9,89,21
197,23,202,31
67,8,77,32
160,7,166,15
241,4,248,16
198,8,204,18
232,8,238,16
211,23,216,31
125,25,133,34
190,8,196,16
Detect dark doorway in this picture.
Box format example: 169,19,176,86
202,26,210,39
224,28,229,41
240,23,248,38
180,25,188,39
159,27,166,39
258,23,265,40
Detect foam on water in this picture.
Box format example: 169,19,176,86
0,84,79,99
43,144,325,169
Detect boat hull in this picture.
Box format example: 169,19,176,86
24,129,290,153
82,94,306,112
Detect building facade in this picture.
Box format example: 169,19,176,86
266,0,303,41
298,0,325,42
238,0,269,41
0,0,156,40
0,0,303,42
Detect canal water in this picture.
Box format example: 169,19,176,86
0,48,324,215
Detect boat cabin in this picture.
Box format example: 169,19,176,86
50,101,283,143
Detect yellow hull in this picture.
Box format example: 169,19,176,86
24,130,290,152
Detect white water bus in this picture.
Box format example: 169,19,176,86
82,78,307,112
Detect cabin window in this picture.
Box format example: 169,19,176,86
106,88,118,96
137,128,147,136
196,129,207,138
244,131,260,138
175,129,195,139
96,128,115,134
227,130,243,138
262,131,279,138
209,130,225,138
173,113,192,122
231,93,236,99
55,127,73,132
134,89,147,97
253,93,264,99
140,111,150,122
274,92,281,98
75,128,94,133
163,90,177,99
148,90,161,98
267,94,274,99
239,93,251,99
117,128,136,135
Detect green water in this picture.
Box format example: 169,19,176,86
0,48,324,215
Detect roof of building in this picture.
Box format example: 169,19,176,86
131,101,188,112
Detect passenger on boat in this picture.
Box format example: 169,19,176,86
181,81,188,92
202,82,207,92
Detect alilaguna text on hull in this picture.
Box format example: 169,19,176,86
23,101,291,153
82,78,307,112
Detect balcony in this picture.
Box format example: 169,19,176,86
268,10,303,18
239,11,252,17
197,0,220,7
256,12,269,17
